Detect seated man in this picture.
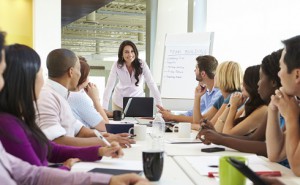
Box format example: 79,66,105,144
157,55,221,123
266,35,300,176
36,48,134,148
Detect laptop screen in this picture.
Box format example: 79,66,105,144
123,97,154,117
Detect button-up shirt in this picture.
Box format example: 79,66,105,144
185,87,222,116
36,79,84,140
102,60,162,109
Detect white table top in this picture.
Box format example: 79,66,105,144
71,125,300,185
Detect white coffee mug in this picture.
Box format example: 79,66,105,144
128,125,147,141
172,122,191,138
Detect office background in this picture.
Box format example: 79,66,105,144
1,0,300,110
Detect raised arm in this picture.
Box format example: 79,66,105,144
273,88,300,176
84,82,109,131
214,105,230,132
266,95,286,163
223,105,267,137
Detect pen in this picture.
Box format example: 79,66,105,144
208,171,281,178
129,134,136,139
93,130,111,147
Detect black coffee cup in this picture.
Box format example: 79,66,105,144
113,110,122,121
142,150,164,181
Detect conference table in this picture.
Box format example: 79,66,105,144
71,121,300,185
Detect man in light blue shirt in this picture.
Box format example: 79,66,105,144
158,55,221,122
184,87,222,116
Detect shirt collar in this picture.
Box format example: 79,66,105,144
47,79,69,99
207,87,219,94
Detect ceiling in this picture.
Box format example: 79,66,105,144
61,0,146,61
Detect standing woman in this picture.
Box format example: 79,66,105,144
102,40,162,111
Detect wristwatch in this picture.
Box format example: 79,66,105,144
226,103,231,108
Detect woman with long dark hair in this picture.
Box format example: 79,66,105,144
0,44,123,170
102,40,162,111
215,65,267,139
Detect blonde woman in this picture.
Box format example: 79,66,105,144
192,61,243,130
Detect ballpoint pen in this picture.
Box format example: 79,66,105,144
93,130,111,147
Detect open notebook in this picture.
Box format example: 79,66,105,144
165,138,203,144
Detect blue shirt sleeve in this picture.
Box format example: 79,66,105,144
184,109,193,116
68,91,103,128
213,96,224,110
223,94,231,104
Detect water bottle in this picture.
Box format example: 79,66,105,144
151,113,165,150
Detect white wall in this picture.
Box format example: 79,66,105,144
153,0,188,84
207,0,300,71
33,0,61,75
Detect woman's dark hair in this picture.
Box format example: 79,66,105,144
261,49,282,89
117,40,142,86
234,65,265,125
77,56,90,86
0,44,49,150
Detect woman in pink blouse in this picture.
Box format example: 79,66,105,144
102,40,162,112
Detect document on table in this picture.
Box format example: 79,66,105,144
165,138,203,144
165,143,248,156
72,158,143,173
184,155,273,176
108,120,138,124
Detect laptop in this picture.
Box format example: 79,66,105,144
123,97,154,117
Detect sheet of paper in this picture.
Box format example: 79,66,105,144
108,120,137,124
165,143,247,156
165,138,203,144
72,158,143,172
184,155,272,176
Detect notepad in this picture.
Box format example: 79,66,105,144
89,168,143,175
165,138,203,144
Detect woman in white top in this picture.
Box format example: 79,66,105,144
102,40,162,111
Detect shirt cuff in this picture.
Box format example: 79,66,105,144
73,120,84,135
42,125,66,141
90,173,112,185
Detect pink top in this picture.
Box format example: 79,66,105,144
0,142,112,185
102,60,162,109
